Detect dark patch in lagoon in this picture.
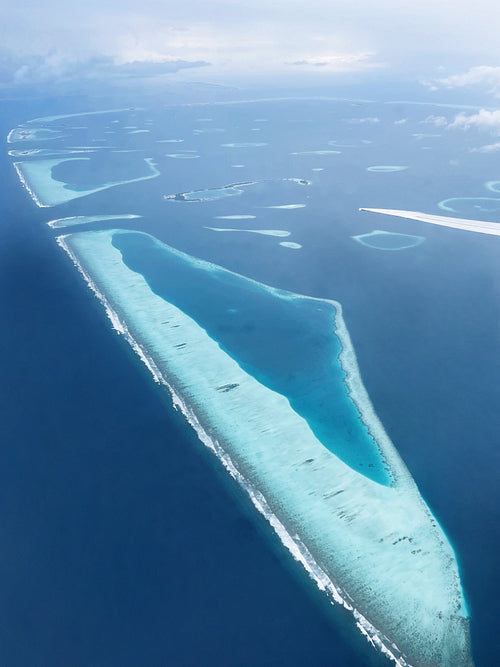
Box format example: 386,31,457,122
216,383,240,392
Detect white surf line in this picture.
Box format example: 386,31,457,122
360,208,500,236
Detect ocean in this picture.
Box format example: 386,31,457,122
1,93,498,666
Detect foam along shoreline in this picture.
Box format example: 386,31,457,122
438,197,500,213
47,214,142,229
360,207,500,236
14,157,159,208
59,228,471,667
205,227,290,237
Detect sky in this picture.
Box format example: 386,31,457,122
1,0,500,97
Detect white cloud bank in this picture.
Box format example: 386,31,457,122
471,141,500,153
2,1,500,86
436,66,500,97
290,52,379,70
423,109,500,134
448,109,500,132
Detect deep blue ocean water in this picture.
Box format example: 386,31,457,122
1,94,499,665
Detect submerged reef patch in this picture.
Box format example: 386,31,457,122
438,196,500,214
215,215,256,220
221,142,268,148
366,166,408,172
205,227,291,237
279,241,302,248
352,230,425,250
291,150,341,156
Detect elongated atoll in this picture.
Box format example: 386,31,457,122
57,228,472,667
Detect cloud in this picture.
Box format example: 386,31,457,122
0,51,209,88
109,59,209,78
432,66,500,97
471,141,500,153
422,115,449,127
448,109,500,133
419,109,500,137
290,52,378,70
2,1,500,85
343,117,380,124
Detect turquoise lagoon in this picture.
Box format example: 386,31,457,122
58,229,472,667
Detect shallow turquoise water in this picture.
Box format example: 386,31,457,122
112,231,392,485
